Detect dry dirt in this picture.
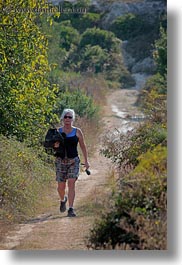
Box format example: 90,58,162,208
0,88,142,250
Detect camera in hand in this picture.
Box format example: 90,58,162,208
85,169,91,175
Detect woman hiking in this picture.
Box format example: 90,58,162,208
54,108,90,217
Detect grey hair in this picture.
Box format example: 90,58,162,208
61,108,75,121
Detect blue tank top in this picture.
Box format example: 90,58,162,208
59,127,77,138
58,127,79,158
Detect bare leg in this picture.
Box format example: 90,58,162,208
67,178,76,208
57,182,66,201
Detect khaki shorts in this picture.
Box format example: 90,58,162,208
55,157,80,182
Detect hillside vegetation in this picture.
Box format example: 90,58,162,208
87,25,167,250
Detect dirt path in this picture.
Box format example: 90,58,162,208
0,88,142,250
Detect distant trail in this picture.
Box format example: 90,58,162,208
0,88,142,250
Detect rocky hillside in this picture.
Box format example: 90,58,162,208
49,0,166,23
90,0,166,87
48,0,166,88
90,0,166,24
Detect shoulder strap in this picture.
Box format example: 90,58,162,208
74,127,77,135
58,127,63,133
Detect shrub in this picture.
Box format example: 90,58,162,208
79,27,120,53
153,27,167,77
71,13,101,33
110,13,144,40
55,88,99,119
142,73,167,95
0,136,54,222
100,123,167,168
79,45,107,73
138,73,167,124
87,145,167,250
59,22,80,51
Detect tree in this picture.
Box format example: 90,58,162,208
79,27,120,53
72,12,101,33
110,13,145,41
0,0,58,144
80,45,107,73
59,21,80,51
55,88,98,119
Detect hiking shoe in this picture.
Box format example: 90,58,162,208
60,196,67,212
67,208,76,217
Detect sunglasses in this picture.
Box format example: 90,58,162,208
64,115,73,119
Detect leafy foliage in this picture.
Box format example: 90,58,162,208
40,2,133,86
55,88,98,119
111,12,164,63
101,123,167,167
79,45,107,73
59,21,80,51
110,13,144,40
153,26,167,77
73,12,101,33
79,27,120,53
88,145,167,250
0,0,59,144
138,27,167,124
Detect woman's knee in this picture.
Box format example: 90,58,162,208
68,178,76,189
57,182,66,191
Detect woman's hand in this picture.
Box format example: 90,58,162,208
84,161,90,170
54,141,60,148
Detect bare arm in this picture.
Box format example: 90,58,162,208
77,128,90,169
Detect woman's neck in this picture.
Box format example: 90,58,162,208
63,125,73,133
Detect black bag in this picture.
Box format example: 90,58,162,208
43,128,66,156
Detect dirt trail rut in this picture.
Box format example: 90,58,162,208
0,88,142,250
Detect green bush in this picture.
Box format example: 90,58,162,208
55,88,99,119
88,145,167,250
79,45,107,73
42,9,132,86
88,209,140,250
153,27,167,77
73,13,101,33
142,73,167,95
0,0,58,145
0,136,54,222
100,123,167,167
79,27,120,53
59,21,80,51
138,74,167,124
110,13,144,40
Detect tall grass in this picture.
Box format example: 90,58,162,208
0,136,54,222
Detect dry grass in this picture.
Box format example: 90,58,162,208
74,74,110,156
